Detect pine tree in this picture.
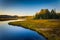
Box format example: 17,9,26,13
34,9,51,19
51,9,58,19
34,12,40,19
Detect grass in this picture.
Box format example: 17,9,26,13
8,19,60,40
0,18,17,21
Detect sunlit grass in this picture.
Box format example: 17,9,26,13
9,19,60,40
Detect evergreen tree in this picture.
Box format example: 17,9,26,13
34,12,40,19
51,9,59,19
34,9,51,19
34,9,59,19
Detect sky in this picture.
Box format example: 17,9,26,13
0,0,60,16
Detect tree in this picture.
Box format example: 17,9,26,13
51,9,59,19
34,9,59,19
34,9,51,19
34,12,40,19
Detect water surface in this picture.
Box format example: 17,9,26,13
0,19,46,40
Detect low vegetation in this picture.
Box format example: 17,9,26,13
9,19,60,40
0,15,33,21
0,15,18,21
0,18,18,21
8,9,60,40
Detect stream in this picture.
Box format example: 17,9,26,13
0,19,46,40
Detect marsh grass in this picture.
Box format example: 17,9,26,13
9,19,60,40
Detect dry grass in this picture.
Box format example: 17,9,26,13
9,19,60,40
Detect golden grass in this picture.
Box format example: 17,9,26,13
9,19,60,40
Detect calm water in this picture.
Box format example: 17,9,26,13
0,19,46,40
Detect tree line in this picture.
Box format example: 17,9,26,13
34,9,60,19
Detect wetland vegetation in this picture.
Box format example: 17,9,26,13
9,9,60,40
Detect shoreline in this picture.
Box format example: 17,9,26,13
8,23,48,40
8,20,60,40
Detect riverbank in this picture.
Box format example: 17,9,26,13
0,18,18,21
8,19,60,40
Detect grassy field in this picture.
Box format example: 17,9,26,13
9,19,60,40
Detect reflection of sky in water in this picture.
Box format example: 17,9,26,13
0,21,46,40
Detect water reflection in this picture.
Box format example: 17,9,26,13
0,20,46,40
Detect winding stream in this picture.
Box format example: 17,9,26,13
0,19,46,40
